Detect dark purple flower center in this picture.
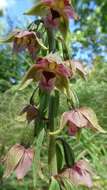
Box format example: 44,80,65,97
42,71,55,82
73,165,83,175
51,9,60,19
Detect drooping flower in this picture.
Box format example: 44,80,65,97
58,160,93,188
0,30,47,59
65,107,106,135
49,107,106,135
19,53,71,93
64,60,87,79
18,104,39,123
3,144,34,180
25,0,78,34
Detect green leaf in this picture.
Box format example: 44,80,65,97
49,177,60,190
56,142,64,171
33,128,45,188
59,138,75,167
61,178,77,190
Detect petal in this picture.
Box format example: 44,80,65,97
67,110,87,128
68,124,79,136
39,72,56,92
71,60,87,79
79,107,106,133
15,148,34,180
3,144,25,178
24,2,48,16
59,160,93,188
64,5,79,19
57,64,71,77
70,168,93,188
18,65,38,90
20,105,38,123
0,29,20,43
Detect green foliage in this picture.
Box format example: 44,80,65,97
0,47,31,92
33,128,45,188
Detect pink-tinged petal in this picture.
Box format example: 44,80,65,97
36,58,49,69
59,160,93,188
15,31,32,38
43,14,59,29
64,0,70,6
3,144,25,178
74,160,92,173
64,6,78,19
71,167,93,188
68,123,79,136
64,110,87,128
15,148,34,180
72,60,87,78
79,107,106,133
57,64,71,77
71,160,93,188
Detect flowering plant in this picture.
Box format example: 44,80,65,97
1,0,106,189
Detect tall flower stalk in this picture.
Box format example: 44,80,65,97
1,0,106,189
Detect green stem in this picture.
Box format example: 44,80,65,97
48,94,57,175
47,29,58,176
47,28,56,52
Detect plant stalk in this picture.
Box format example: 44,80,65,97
47,29,58,176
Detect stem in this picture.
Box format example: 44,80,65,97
47,29,57,175
47,28,56,53
48,94,57,175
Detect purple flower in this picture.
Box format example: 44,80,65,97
64,60,87,79
50,107,105,136
25,0,78,32
60,107,105,136
59,160,93,188
20,53,71,93
0,30,47,60
3,144,34,180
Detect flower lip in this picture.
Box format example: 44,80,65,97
42,71,56,82
72,164,83,175
51,8,60,19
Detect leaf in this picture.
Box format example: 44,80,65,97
49,177,60,190
79,107,106,133
24,2,48,16
33,128,45,188
61,178,75,190
56,142,64,171
57,138,75,167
